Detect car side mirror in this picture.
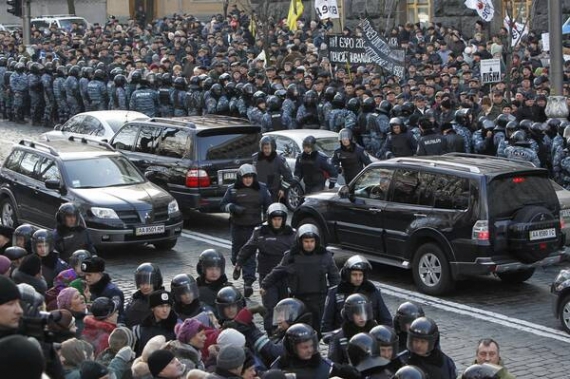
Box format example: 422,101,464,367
45,179,65,194
53,124,62,131
338,185,350,199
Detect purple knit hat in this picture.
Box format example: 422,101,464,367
174,318,204,343
0,255,10,275
57,287,79,310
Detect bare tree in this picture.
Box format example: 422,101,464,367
67,0,76,15
238,0,282,63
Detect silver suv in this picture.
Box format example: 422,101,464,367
31,15,88,33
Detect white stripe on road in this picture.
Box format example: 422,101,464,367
181,231,570,344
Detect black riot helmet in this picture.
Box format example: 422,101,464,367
547,119,561,136
390,117,404,127
518,119,533,133
266,95,281,111
303,90,318,106
170,274,200,304
274,89,287,101
243,83,255,97
219,72,231,83
225,81,236,97
68,65,80,77
341,254,372,282
324,86,336,101
253,90,267,106
362,97,376,112
15,62,25,73
237,164,257,180
369,325,399,359
196,248,225,276
3,246,28,262
215,286,244,319
392,365,427,379
494,113,515,130
69,249,92,269
332,93,345,109
94,69,106,81
0,57,6,67
272,297,307,327
56,202,82,228
401,101,415,116
461,364,502,379
296,223,320,248
131,70,142,84
31,229,54,256
302,135,317,150
13,224,37,252
454,108,471,125
338,128,353,142
481,119,495,131
30,62,40,75
342,293,373,324
210,83,223,97
114,74,127,87
393,302,425,334
347,98,360,113
134,263,163,291
286,83,299,99
557,120,568,136
391,104,403,118
162,73,172,86
505,120,519,135
476,116,488,130
284,323,319,358
202,77,213,91
510,130,530,147
18,283,44,317
267,202,288,228
259,135,276,152
347,333,390,372
174,76,187,91
406,317,439,355
378,100,392,115
81,66,93,79
235,82,244,95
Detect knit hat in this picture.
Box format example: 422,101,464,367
0,255,11,275
175,318,204,343
217,345,246,371
108,326,136,353
148,290,173,308
80,360,108,379
0,275,20,305
81,257,105,273
69,278,85,296
91,297,119,320
217,328,246,348
18,254,41,277
60,338,91,367
147,349,175,377
57,287,79,310
0,335,44,379
47,309,74,332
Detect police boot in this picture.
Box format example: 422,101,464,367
244,280,254,298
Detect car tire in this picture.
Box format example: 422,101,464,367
286,182,304,211
412,243,454,295
0,197,17,228
559,294,570,334
153,238,178,251
496,268,535,283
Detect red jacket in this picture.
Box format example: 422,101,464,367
82,316,116,356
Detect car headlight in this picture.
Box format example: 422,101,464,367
553,269,570,292
91,207,119,219
168,200,179,215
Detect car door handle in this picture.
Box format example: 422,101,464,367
369,208,383,213
414,213,427,217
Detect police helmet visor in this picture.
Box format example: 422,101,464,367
135,271,156,288
291,334,319,359
172,282,200,304
346,302,373,324
273,302,302,326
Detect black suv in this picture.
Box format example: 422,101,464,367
0,138,183,250
292,153,567,295
109,115,261,215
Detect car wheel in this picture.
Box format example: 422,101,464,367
496,268,535,283
412,243,454,295
559,294,570,333
0,198,17,228
286,182,304,211
153,239,178,251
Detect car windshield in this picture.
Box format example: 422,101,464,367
59,18,87,31
196,132,259,160
488,175,559,218
63,156,145,188
315,137,338,156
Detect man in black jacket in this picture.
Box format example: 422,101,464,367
441,122,465,153
416,117,446,156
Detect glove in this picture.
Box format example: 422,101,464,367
232,266,242,280
116,346,135,362
328,181,336,189
331,363,361,379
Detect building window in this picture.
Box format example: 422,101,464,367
407,0,430,24
503,0,532,23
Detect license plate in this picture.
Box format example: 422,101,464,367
135,225,165,236
529,228,556,241
561,209,570,218
223,172,237,181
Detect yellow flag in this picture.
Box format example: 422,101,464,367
249,15,256,36
287,0,304,30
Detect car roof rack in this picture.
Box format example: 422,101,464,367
67,136,115,151
147,118,196,128
393,157,481,173
35,14,78,18
443,153,537,168
18,139,59,156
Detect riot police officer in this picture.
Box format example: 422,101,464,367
171,77,188,117
88,69,108,111
294,135,338,194
322,255,391,333
393,302,425,353
253,136,294,202
124,263,164,327
382,118,417,158
331,128,372,185
261,224,340,332
65,65,82,116
129,75,160,117
235,202,296,334
461,364,502,379
53,202,96,260
53,66,68,123
41,63,55,128
196,248,229,311
369,325,403,374
347,332,392,379
504,130,541,166
79,67,92,112
392,365,428,379
170,273,210,320
220,164,272,298
158,73,174,117
247,90,266,125
296,90,321,129
110,74,128,110
10,62,28,123
402,317,457,379
283,84,299,129
453,108,473,154
215,285,246,324
27,63,43,126
261,95,288,132
416,118,446,156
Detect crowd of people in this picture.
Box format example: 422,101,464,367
0,199,516,379
0,6,564,379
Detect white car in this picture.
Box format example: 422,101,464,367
41,111,149,142
264,130,340,210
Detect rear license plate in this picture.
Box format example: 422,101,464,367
561,209,570,218
135,225,165,236
529,228,556,241
223,172,237,181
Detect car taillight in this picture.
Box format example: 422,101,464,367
186,169,210,188
561,216,566,230
512,177,526,184
472,220,489,241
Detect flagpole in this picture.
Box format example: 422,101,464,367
548,0,563,96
